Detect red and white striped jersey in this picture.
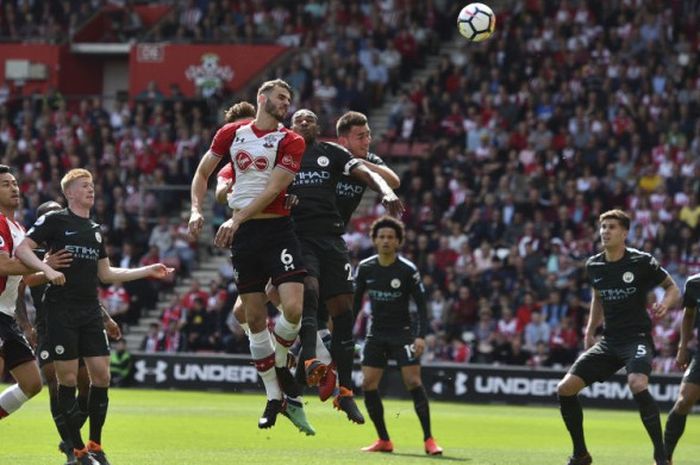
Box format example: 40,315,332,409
0,214,25,317
210,120,305,216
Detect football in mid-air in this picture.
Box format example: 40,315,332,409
457,3,496,42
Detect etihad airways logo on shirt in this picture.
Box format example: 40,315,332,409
336,182,364,197
294,170,330,185
65,244,100,261
599,287,637,301
368,289,403,302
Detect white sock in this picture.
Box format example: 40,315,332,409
0,384,29,416
316,330,333,365
249,330,281,400
273,314,300,368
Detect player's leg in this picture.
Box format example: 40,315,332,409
556,339,619,465
243,290,284,428
298,269,322,388
314,302,337,401
361,338,391,451
664,377,700,463
0,358,42,418
82,355,111,465
265,282,315,435
80,317,113,465
268,227,306,399
0,316,42,419
625,337,666,464
325,293,364,421
41,360,75,461
76,360,91,428
232,295,249,336
54,359,90,458
398,347,442,455
320,236,356,398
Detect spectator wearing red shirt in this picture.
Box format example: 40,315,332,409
515,292,539,333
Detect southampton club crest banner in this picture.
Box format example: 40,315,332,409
129,44,287,98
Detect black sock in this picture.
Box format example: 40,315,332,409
664,410,687,460
409,386,432,441
295,288,319,386
50,387,73,448
331,311,354,388
88,386,109,445
364,390,389,440
558,394,587,457
76,394,89,429
57,385,84,450
633,390,665,460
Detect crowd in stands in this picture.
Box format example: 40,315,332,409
3,1,700,377
346,0,700,373
0,0,95,43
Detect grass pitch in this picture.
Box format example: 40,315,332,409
0,387,698,465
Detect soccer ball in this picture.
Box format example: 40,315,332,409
457,3,496,42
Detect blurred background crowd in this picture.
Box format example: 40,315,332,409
1,0,699,375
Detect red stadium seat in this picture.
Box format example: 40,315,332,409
389,142,412,157
410,142,430,158
374,139,392,157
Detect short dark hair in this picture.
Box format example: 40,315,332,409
370,215,405,243
224,101,256,123
257,79,293,99
0,164,11,175
599,209,631,230
36,200,63,217
336,111,368,137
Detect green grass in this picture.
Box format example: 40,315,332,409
0,387,699,465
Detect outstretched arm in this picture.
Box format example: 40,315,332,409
349,164,404,216
361,159,400,189
97,258,174,284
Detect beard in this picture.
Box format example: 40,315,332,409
264,99,285,122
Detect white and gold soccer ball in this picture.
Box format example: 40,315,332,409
457,3,496,42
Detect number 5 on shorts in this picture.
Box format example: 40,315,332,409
635,344,647,358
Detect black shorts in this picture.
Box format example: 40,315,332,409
36,328,85,368
298,235,353,301
0,313,35,371
46,306,110,361
231,217,306,294
362,332,420,368
682,353,700,386
569,335,654,385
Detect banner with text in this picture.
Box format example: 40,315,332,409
131,353,685,410
128,44,287,98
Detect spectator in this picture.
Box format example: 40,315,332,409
110,339,133,387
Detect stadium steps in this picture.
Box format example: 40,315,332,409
354,36,466,216
123,193,231,350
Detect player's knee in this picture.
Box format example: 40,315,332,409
673,386,700,414
233,300,246,324
91,372,110,388
19,377,42,398
627,375,648,394
673,394,693,414
362,378,379,391
557,379,579,396
404,378,422,391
